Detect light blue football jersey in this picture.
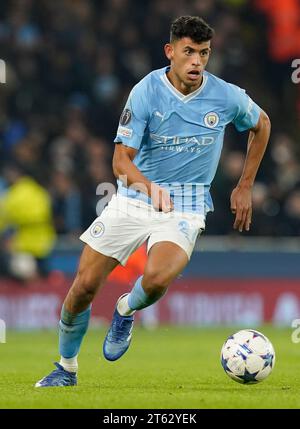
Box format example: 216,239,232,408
114,66,261,215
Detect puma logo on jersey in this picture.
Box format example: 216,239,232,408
154,111,164,120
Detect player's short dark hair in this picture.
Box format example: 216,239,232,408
170,16,214,44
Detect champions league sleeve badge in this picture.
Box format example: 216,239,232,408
120,108,132,126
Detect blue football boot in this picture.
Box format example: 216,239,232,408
103,294,135,361
35,362,77,387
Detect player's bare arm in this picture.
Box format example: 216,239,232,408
113,143,174,213
230,110,271,232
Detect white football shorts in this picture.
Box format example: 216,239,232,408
79,194,205,266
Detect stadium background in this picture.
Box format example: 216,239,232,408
0,0,300,330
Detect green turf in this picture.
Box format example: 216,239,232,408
0,325,299,408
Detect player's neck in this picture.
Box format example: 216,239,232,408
166,69,203,96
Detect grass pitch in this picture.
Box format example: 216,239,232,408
0,326,299,409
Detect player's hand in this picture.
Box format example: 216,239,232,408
151,184,174,213
230,185,252,232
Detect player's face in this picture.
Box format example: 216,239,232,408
165,37,211,90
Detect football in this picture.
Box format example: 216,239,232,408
220,329,275,384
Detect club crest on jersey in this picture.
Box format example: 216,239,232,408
204,112,219,128
120,108,132,126
90,222,105,238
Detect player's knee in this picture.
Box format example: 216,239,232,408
76,268,103,301
143,270,170,297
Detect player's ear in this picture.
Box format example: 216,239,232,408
164,43,173,61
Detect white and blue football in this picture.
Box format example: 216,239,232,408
221,329,275,384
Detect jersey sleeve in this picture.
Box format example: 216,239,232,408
114,81,149,150
229,84,261,132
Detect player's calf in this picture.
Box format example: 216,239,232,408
65,268,105,314
142,272,169,300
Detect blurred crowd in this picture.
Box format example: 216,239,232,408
0,0,299,277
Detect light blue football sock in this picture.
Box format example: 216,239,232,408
59,305,91,359
127,276,166,311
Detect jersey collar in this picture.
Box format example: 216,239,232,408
160,66,208,103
